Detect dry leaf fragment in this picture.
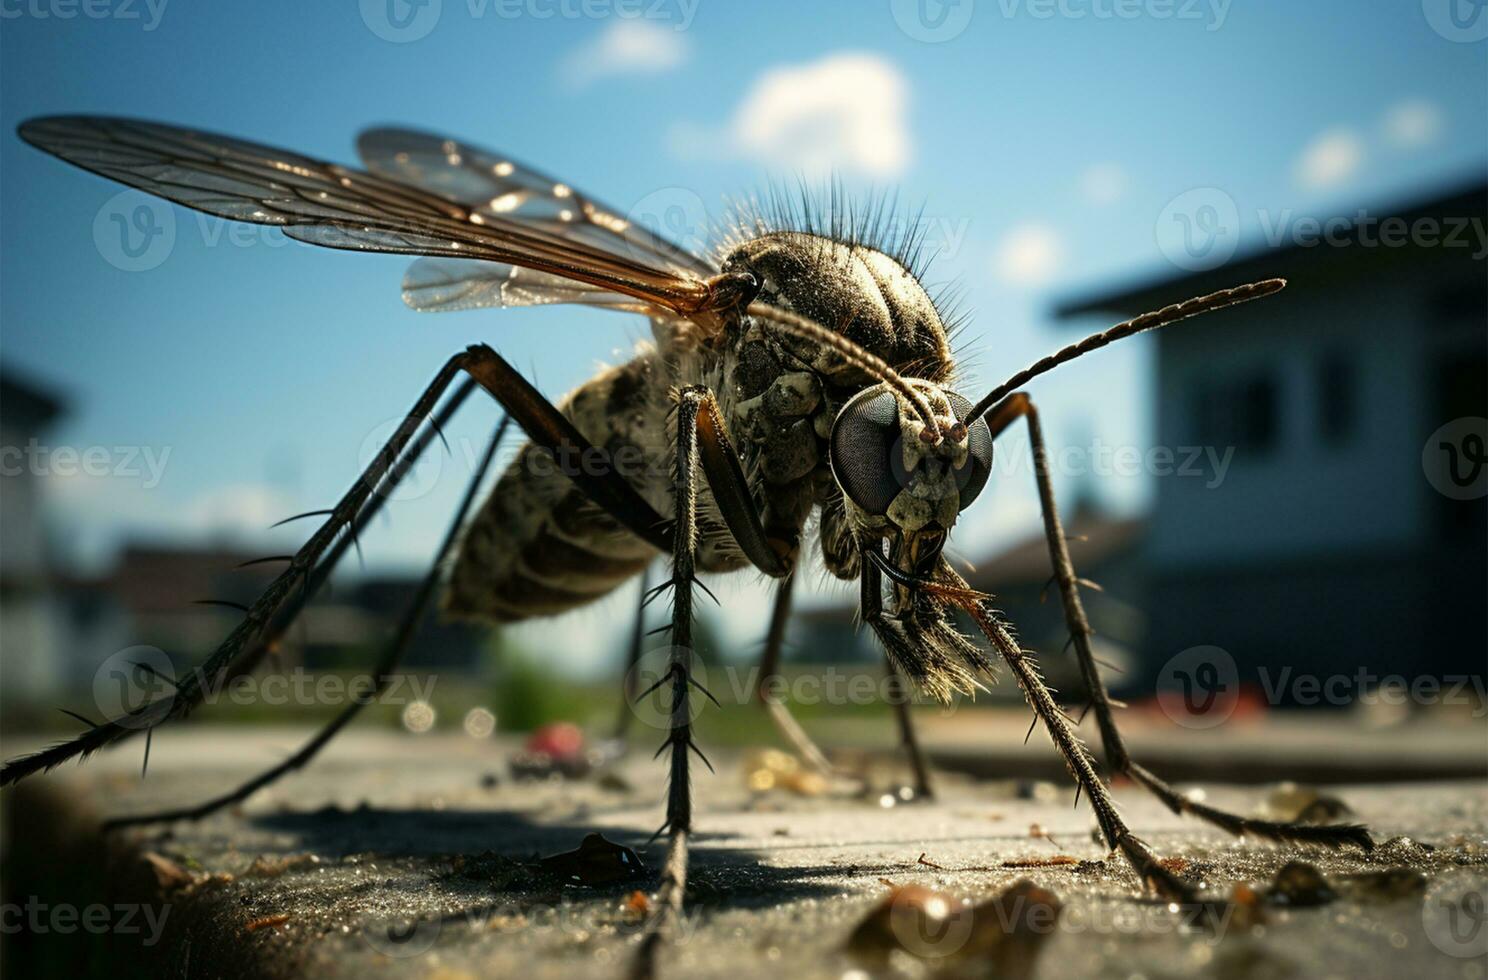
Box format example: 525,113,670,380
245,913,291,932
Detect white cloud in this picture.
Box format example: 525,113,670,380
46,474,300,571
681,53,911,179
1381,99,1445,149
1294,127,1364,189
559,21,688,90
1079,163,1127,205
184,483,297,538
992,223,1064,287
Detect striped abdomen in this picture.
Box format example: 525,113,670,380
443,351,666,623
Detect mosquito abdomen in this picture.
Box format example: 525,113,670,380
444,352,666,622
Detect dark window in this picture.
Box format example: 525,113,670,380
1430,348,1488,541
1242,376,1279,451
1190,370,1279,456
1317,352,1356,447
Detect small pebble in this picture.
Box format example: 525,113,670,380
1269,860,1336,907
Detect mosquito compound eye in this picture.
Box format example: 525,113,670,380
829,386,902,515
947,392,994,509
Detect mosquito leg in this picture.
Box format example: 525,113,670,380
860,554,949,800
957,596,1197,902
103,415,512,828
1,355,482,786
981,392,1372,851
752,574,834,775
611,565,653,742
635,385,708,979
630,383,794,976
885,653,935,799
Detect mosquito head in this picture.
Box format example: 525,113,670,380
829,379,993,573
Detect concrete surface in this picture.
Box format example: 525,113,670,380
1,726,1486,979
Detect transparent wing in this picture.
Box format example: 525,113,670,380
357,127,715,280
20,115,714,316
402,257,654,314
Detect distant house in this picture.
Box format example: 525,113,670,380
97,544,283,661
96,547,491,677
1055,182,1487,694
960,509,1149,690
0,528,493,716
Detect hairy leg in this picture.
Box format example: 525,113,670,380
2,358,483,786
951,592,1197,901
634,386,708,979
632,384,793,978
885,654,935,799
980,392,1371,850
103,414,512,827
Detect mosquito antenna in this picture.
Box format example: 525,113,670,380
747,300,945,442
965,278,1287,425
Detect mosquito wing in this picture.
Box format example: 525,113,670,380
358,127,714,274
19,115,715,317
402,257,657,314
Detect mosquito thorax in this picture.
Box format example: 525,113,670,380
721,232,952,384
715,232,962,552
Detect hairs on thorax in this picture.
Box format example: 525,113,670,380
711,177,976,386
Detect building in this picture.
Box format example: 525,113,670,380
1056,182,1487,695
93,547,492,678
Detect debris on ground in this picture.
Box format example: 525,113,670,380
1000,855,1079,868
1264,859,1430,909
744,748,827,796
142,851,197,891
538,832,646,886
1264,782,1355,823
844,879,1062,978
142,851,233,893
844,884,967,967
509,722,598,779
1268,860,1338,906
622,890,651,919
244,914,292,933
954,879,1063,980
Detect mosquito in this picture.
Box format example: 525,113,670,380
2,116,1372,973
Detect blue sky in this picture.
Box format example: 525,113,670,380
1,1,1483,671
